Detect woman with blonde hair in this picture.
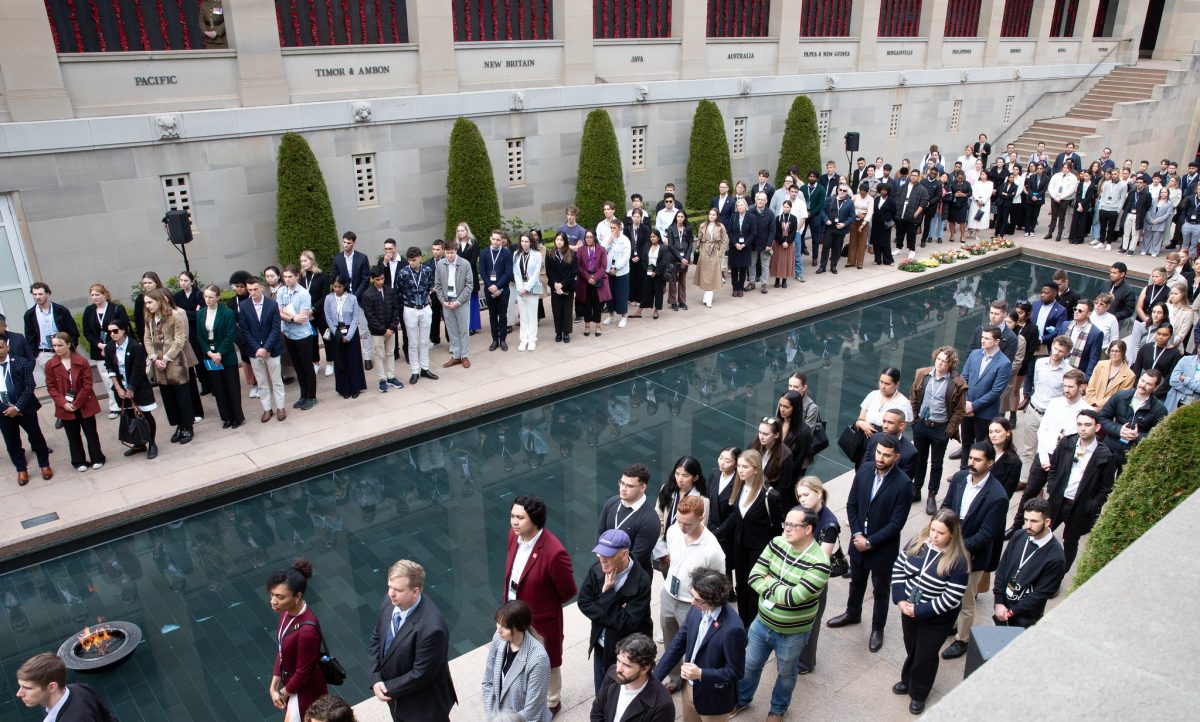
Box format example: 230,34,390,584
453,221,483,334
716,448,785,628
890,509,970,715
1165,282,1195,348
143,287,199,444
80,282,129,419
299,250,332,376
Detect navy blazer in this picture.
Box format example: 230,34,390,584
711,195,736,227
237,296,283,357
0,331,35,364
479,246,514,289
845,462,911,553
1066,323,1105,378
940,471,1008,572
0,354,40,414
1030,300,1069,345
330,249,371,299
654,603,746,716
961,349,1012,421
725,212,757,253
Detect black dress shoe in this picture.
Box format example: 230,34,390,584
679,302,688,309
146,443,159,460
489,341,499,351
912,488,922,503
830,268,838,274
500,340,508,351
815,266,827,274
942,640,969,659
869,629,884,652
170,428,182,443
909,698,925,715
420,369,438,380
177,429,193,445
364,360,373,371
948,448,962,460
222,421,233,429
123,446,146,457
825,613,860,628
410,374,419,384
892,681,909,695
563,334,570,343
555,333,562,342
926,496,937,516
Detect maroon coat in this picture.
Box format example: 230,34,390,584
273,606,328,718
44,353,100,420
503,528,577,667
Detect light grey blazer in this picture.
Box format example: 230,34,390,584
481,631,552,722
435,257,475,305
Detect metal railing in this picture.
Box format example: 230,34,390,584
994,38,1133,149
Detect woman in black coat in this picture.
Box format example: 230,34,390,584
173,270,210,398
871,186,897,265
666,210,694,310
640,229,677,318
103,318,159,459
948,171,972,243
81,283,129,419
988,417,1024,567
715,449,785,629
545,232,578,343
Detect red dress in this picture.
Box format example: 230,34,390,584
274,605,328,719
503,528,577,668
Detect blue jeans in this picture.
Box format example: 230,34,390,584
606,273,629,316
737,617,811,715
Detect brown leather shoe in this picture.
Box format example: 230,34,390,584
17,470,29,486
276,409,287,422
461,358,471,368
443,358,461,368
261,410,273,423
40,466,53,480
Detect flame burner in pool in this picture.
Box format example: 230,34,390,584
57,620,142,672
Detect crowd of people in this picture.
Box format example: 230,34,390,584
10,140,1200,722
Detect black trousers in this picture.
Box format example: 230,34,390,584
734,543,764,629
895,218,919,251
958,416,991,469
912,419,951,497
900,607,958,701
729,267,748,292
1047,199,1073,238
429,297,443,344
285,336,317,399
1009,203,1026,233
994,204,1012,237
187,370,203,419
921,211,937,241
1013,460,1051,528
0,410,50,472
1069,206,1092,242
1025,202,1044,233
487,288,510,341
642,273,667,310
63,412,105,467
581,284,603,323
1052,504,1086,569
550,292,574,336
845,547,895,630
208,362,245,424
798,586,828,672
159,383,195,430
820,232,846,269
1098,209,1120,243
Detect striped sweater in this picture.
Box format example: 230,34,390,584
748,536,830,634
890,542,969,618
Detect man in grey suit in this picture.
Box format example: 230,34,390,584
435,244,474,369
369,560,458,722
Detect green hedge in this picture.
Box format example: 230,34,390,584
575,109,626,231
685,99,733,213
444,117,503,243
1072,402,1200,589
276,132,338,266
775,96,822,185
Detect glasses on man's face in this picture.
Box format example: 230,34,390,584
107,328,122,335
618,480,641,490
781,522,808,531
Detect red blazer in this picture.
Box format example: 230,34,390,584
503,528,577,667
44,353,100,420
273,606,328,718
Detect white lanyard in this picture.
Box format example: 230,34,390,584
1016,537,1039,572
778,540,818,579
614,503,640,531
1150,344,1168,369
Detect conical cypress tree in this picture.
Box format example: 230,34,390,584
444,117,503,241
685,99,733,213
575,109,626,231
776,96,822,183
276,132,337,266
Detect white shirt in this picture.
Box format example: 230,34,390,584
614,678,648,722
1065,438,1098,501
596,217,618,245
508,529,543,600
43,686,70,722
738,485,758,515
1037,395,1089,464
860,389,913,425
1035,303,1052,336
35,304,56,350
1050,172,1079,201
656,206,678,234
664,525,726,601
959,473,990,519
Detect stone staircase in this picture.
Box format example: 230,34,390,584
1012,65,1168,161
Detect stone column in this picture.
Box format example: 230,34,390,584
1031,0,1058,65
410,0,457,93
1078,0,1102,45
775,0,802,74
853,0,882,71
230,0,289,106
0,0,73,120
679,0,708,80
925,0,951,69
556,0,594,85
1107,0,1148,63
1140,2,1200,60
981,0,1007,66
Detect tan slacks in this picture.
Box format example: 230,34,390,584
955,569,986,642
847,221,869,268
683,683,731,722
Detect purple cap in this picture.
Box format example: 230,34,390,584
592,529,631,556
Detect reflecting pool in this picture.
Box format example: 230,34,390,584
0,258,1114,721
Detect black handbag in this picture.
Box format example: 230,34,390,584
117,401,151,448
837,424,867,466
829,543,850,578
810,418,830,456
974,208,986,222
296,621,347,686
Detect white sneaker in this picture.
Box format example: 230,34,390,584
1091,240,1102,247
1105,243,1112,250
249,387,260,398
517,341,527,352
528,341,536,351
618,317,628,328
324,364,334,376
601,315,614,326
908,250,917,260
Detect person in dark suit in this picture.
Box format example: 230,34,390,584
625,210,653,315
1063,300,1105,378
654,569,745,721
103,318,158,460
823,161,844,197
819,185,855,274
479,230,514,351
595,463,661,574
0,314,34,365
826,436,912,652
368,560,458,722
1069,169,1098,244
577,529,654,693
1106,262,1138,322
1044,410,1116,570
1024,162,1050,235
973,134,992,168
591,633,674,722
330,231,373,366
1051,142,1081,175
505,495,578,714
423,241,446,347
870,186,896,265
748,192,776,293
800,171,828,274
239,277,288,422
893,173,930,259
196,284,244,428
1030,283,1069,348
16,653,117,721
725,198,755,296
0,337,51,486
706,447,740,571
939,443,1009,660
958,327,1012,469
80,284,130,418
750,170,775,210
711,180,736,228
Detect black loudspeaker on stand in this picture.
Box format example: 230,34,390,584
162,209,193,274
844,132,860,152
